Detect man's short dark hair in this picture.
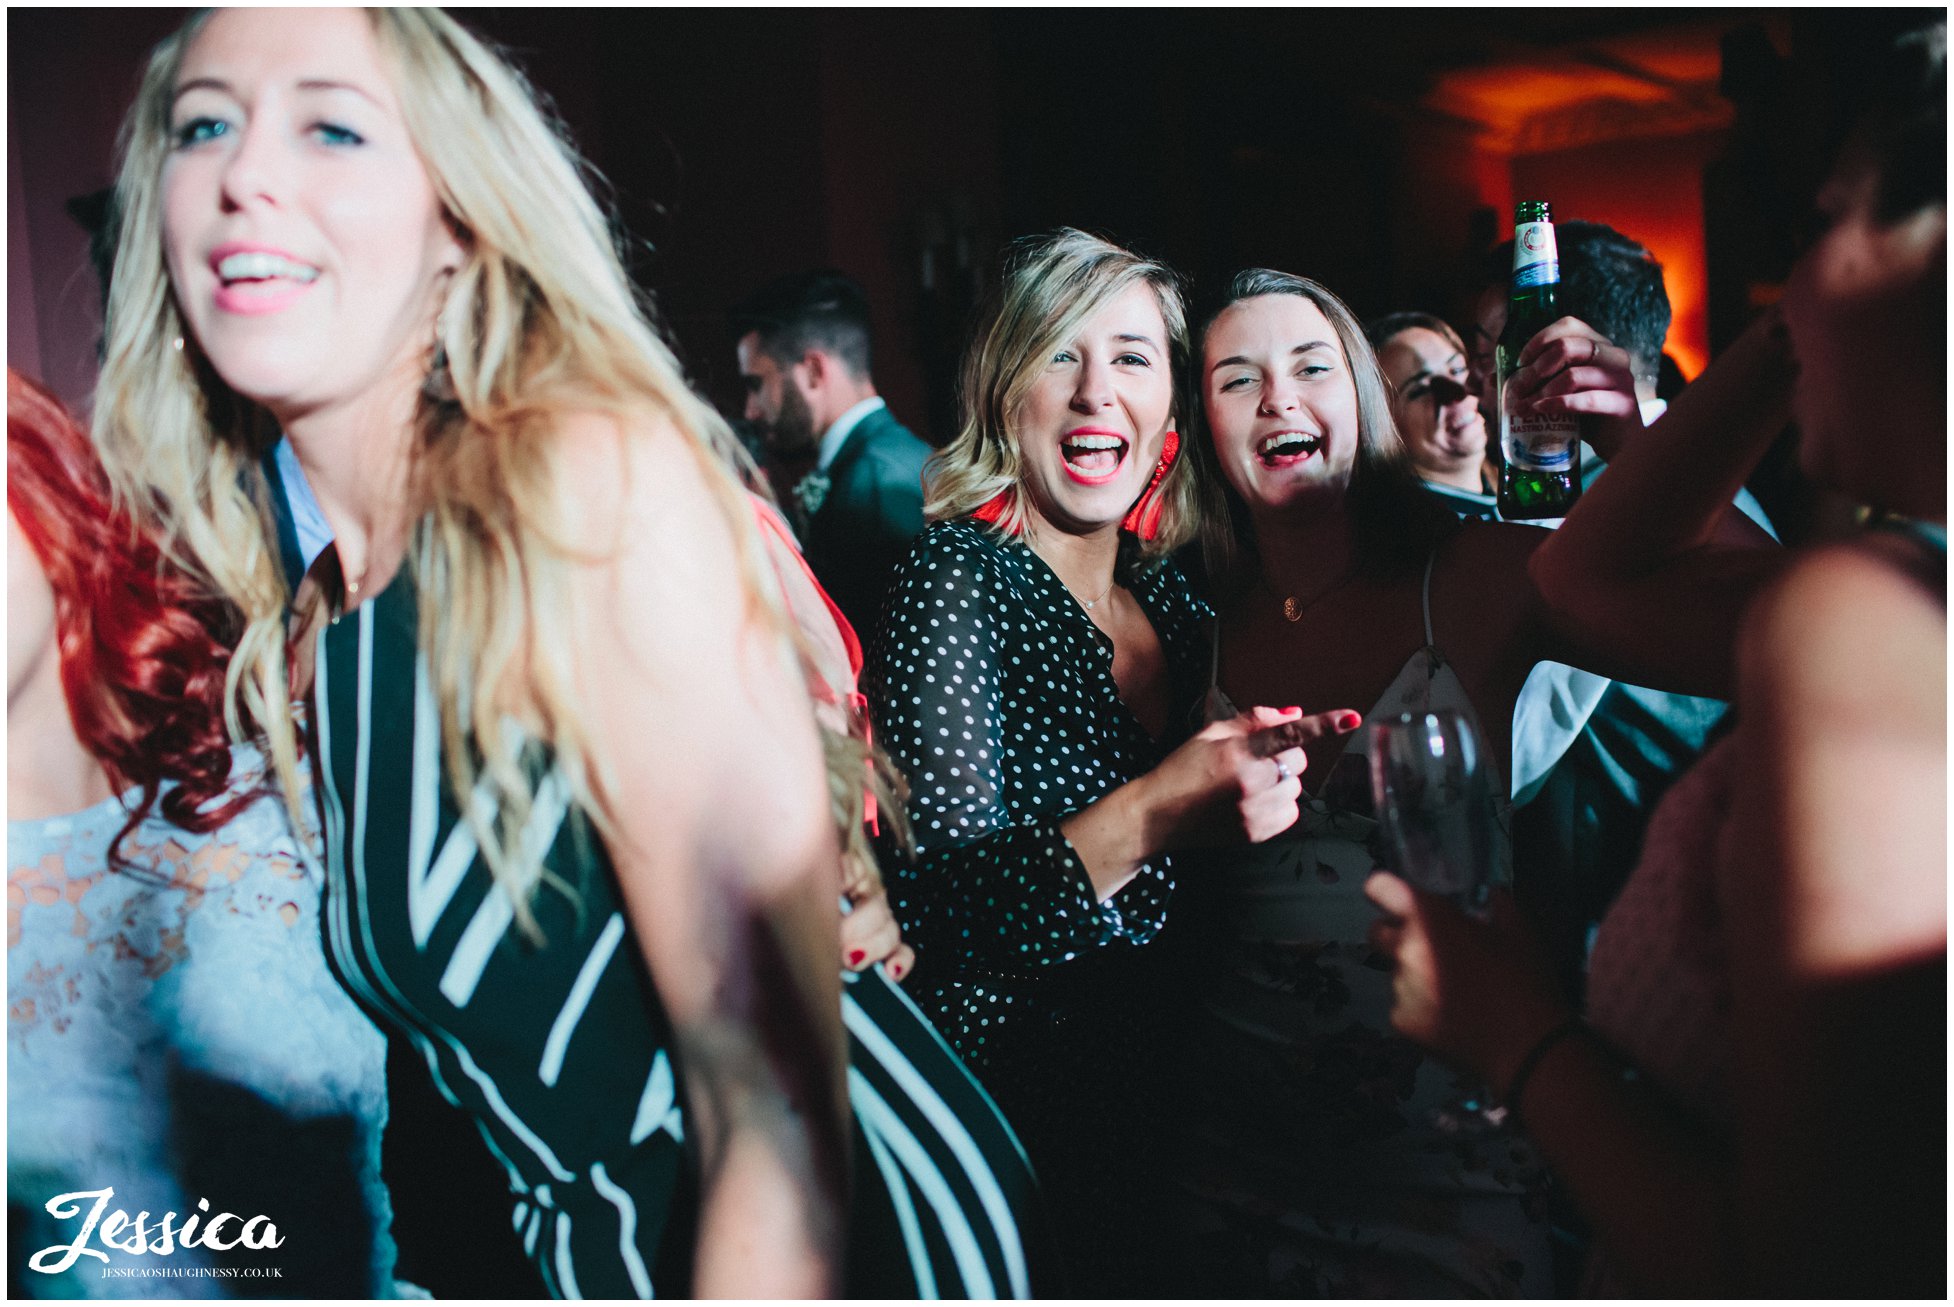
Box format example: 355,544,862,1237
1481,220,1670,378
729,270,874,379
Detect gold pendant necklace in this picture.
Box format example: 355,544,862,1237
1277,569,1353,623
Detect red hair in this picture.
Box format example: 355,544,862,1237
7,371,256,859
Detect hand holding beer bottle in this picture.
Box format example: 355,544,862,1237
1505,317,1645,463
1494,201,1646,517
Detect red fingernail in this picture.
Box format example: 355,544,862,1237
1339,712,1362,730
848,949,865,966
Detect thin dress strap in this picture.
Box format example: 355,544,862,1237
1420,548,1439,647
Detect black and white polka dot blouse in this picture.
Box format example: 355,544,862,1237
864,516,1212,1063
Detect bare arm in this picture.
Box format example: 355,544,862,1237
1721,544,1946,1295
1364,539,1948,1297
1527,311,1795,699
1363,875,1744,1295
560,412,848,1297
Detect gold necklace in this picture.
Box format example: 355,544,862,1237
1275,568,1354,622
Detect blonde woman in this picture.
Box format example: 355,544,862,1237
865,229,1357,1294
92,8,1044,1298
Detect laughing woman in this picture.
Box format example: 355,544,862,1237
1166,269,1776,1296
90,7,1044,1298
866,229,1356,1294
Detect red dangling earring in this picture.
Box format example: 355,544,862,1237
1121,430,1180,541
972,488,1018,532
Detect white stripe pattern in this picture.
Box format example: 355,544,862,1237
853,1068,936,1298
326,608,576,1186
589,1162,654,1299
851,1070,992,1297
437,770,570,1008
405,653,442,946
540,913,626,1087
630,1051,682,1146
845,990,1029,1296
554,1210,582,1299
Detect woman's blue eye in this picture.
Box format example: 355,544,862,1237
1116,353,1150,367
1220,375,1254,392
313,122,365,147
173,116,230,148
1298,364,1332,378
1052,349,1076,365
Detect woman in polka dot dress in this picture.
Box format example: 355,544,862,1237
865,229,1358,1294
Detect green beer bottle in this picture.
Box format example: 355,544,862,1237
1496,200,1582,519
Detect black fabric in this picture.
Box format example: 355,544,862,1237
865,516,1212,1296
311,557,1051,1298
801,406,931,637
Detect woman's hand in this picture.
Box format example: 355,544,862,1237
1143,705,1362,849
1060,706,1360,902
1362,872,1572,1096
841,880,915,982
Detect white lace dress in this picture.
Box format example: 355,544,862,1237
7,750,400,1297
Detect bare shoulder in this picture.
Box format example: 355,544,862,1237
542,404,767,654
1739,538,1945,721
545,403,734,553
1730,537,1945,974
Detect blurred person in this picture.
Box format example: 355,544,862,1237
7,371,401,1297
1441,223,1779,993
1168,268,1765,1296
1367,22,1945,1295
732,269,932,634
1372,306,1737,1000
867,228,1356,1294
91,8,1048,1297
1368,310,1495,513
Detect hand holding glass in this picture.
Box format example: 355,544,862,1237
1368,711,1499,916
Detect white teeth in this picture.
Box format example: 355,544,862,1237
1259,432,1322,456
216,252,319,283
1063,435,1125,451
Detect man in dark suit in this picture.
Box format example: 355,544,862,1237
731,270,932,637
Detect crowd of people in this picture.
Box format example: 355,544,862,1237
8,7,1943,1300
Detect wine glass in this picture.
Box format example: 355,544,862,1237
1368,711,1499,916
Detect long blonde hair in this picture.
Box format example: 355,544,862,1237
924,228,1208,559
93,9,891,938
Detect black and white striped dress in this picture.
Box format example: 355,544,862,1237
309,565,1051,1299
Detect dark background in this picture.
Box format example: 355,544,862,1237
9,7,1877,447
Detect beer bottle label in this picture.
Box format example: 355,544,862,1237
1501,411,1578,471
1512,221,1559,289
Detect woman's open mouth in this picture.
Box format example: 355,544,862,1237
1060,430,1130,485
210,246,321,316
1258,430,1324,468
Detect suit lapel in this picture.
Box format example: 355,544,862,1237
821,405,891,493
